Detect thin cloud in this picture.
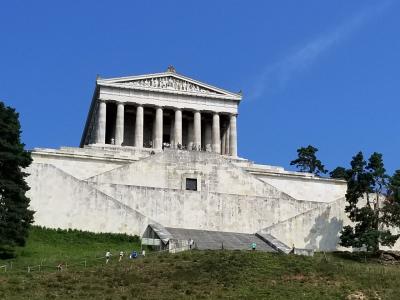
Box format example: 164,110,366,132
250,1,393,100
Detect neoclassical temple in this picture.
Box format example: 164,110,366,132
81,66,241,156
27,66,400,253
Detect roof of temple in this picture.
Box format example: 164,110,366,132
96,66,242,101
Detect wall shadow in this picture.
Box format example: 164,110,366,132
304,207,343,251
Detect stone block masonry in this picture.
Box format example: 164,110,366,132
25,146,359,251
26,68,400,252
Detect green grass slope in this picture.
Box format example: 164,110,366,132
1,227,400,300
2,226,141,269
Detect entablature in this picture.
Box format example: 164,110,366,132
98,86,239,115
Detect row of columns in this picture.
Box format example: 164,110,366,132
95,101,237,157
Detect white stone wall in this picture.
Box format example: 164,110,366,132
259,198,351,250
26,163,152,234
256,175,347,203
25,146,398,252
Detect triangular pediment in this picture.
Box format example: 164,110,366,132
97,71,242,100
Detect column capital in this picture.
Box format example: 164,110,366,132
193,110,201,117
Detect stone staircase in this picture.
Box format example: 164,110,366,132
165,227,276,252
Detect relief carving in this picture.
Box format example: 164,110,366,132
121,76,219,95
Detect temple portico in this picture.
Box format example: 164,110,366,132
82,67,242,156
94,100,237,155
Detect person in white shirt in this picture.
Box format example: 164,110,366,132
189,239,194,250
105,251,111,264
119,251,124,262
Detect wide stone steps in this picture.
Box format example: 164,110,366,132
165,227,276,252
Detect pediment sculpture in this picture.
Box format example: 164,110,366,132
118,76,222,95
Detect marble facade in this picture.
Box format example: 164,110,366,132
25,67,400,252
81,66,240,156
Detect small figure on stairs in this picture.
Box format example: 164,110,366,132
251,242,257,251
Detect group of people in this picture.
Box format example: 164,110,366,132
162,143,208,152
109,136,216,153
105,249,146,264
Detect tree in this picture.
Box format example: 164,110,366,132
330,167,349,180
388,170,400,203
381,170,400,229
0,101,34,257
339,152,400,253
290,145,327,175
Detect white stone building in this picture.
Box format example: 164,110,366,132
26,67,392,251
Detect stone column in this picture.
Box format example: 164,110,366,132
225,123,230,156
229,114,237,157
96,100,106,144
212,113,221,153
193,111,201,149
152,113,156,148
170,116,175,148
154,107,163,149
174,109,182,147
134,105,143,148
221,127,226,155
188,121,194,150
205,122,212,152
115,102,124,146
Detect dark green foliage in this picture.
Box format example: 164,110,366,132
329,167,349,180
290,145,327,175
0,101,34,257
339,152,400,253
388,170,400,203
381,170,400,229
32,226,140,244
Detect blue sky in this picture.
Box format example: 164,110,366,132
1,1,399,174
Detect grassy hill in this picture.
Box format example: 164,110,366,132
1,226,141,267
1,227,400,299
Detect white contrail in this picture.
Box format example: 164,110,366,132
249,1,393,100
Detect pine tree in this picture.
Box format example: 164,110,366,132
388,170,400,203
340,152,399,253
381,170,400,229
290,145,327,175
330,167,349,180
0,101,34,257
